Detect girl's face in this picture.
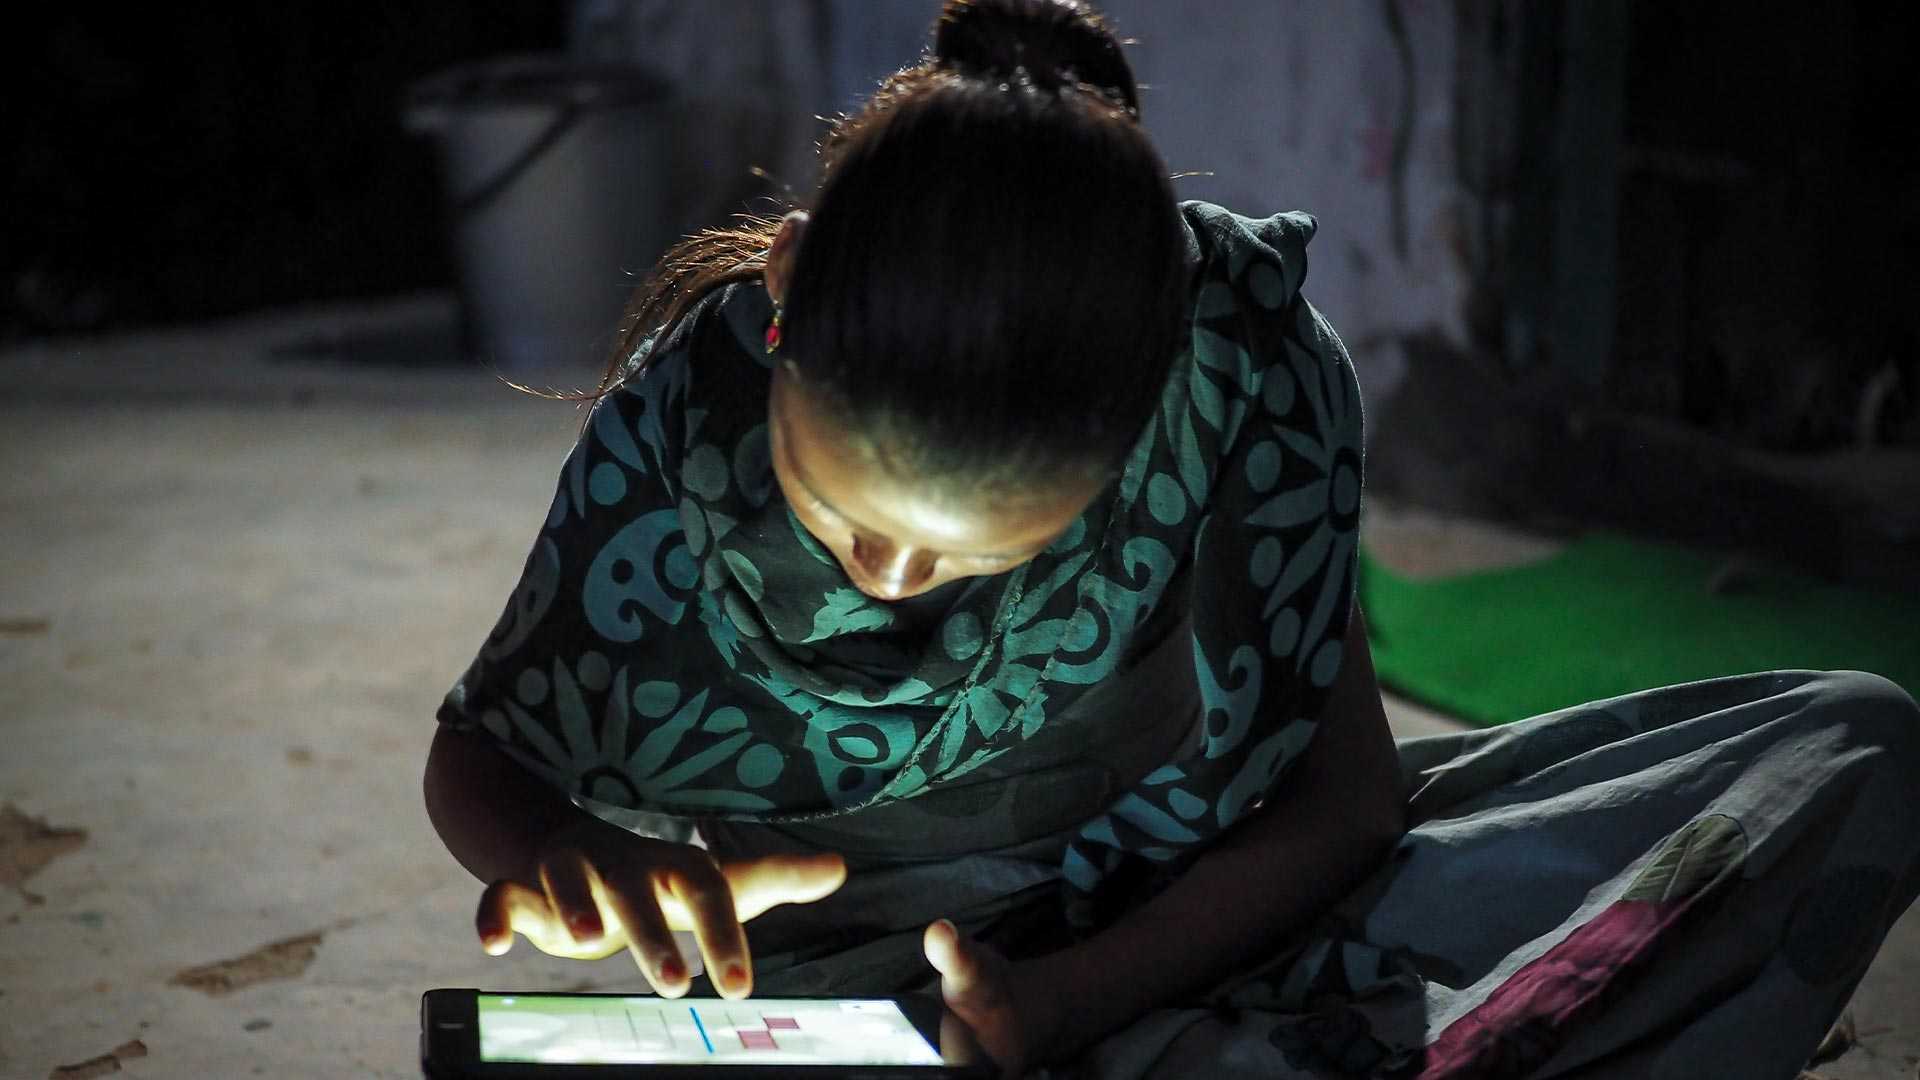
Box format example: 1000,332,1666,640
768,365,1104,602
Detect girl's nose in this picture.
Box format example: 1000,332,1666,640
850,535,936,597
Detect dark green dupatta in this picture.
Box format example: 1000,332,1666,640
439,200,1365,927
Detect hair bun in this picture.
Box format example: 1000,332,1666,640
933,0,1139,112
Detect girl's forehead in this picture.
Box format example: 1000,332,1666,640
769,370,1098,553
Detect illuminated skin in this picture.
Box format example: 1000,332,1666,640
768,369,1103,601
763,212,1108,602
763,209,1112,1067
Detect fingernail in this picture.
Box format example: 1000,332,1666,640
659,957,686,982
724,963,747,990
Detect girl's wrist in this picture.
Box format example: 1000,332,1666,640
1017,943,1126,1064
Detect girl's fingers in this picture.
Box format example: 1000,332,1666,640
923,918,971,993
475,878,518,954
538,850,603,946
725,853,848,921
476,847,850,988
478,878,623,960
660,860,754,999
925,923,1030,1079
481,879,567,955
924,918,1005,1011
596,869,690,996
476,879,557,954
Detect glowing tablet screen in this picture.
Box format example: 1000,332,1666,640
476,994,946,1066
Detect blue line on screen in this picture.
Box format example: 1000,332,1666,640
690,1006,714,1054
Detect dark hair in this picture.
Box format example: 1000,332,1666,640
526,0,1187,497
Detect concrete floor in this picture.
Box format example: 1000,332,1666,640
1,295,1914,1078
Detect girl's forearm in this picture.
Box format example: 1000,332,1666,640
1027,777,1402,1055
1026,612,1407,1056
424,724,613,886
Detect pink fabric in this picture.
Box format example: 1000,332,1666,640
1415,897,1688,1079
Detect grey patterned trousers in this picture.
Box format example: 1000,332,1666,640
1074,670,1920,1080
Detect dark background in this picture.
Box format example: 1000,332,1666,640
6,1,1918,589
7,3,567,340
11,1,1918,388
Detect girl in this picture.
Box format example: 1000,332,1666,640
424,1,1920,1075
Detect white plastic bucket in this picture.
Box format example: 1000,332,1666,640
404,54,674,376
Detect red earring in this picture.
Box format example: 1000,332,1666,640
764,303,784,355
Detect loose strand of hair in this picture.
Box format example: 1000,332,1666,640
493,214,787,441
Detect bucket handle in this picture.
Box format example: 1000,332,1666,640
447,102,585,218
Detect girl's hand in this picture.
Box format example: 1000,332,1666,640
923,918,1063,1079
476,816,846,999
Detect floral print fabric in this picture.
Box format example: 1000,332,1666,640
436,200,1366,921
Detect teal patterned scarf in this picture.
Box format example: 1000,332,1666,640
440,200,1366,925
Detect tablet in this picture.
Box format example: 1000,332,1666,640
420,988,996,1078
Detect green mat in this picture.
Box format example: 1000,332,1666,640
1358,532,1920,728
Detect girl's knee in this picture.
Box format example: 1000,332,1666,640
1804,669,1920,764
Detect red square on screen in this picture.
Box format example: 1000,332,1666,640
738,1029,777,1050
764,1016,800,1030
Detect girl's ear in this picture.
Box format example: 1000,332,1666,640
771,210,810,253
765,211,812,305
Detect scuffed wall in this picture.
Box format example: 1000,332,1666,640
568,0,836,235
821,0,1497,413
583,0,1498,414
1103,0,1477,408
